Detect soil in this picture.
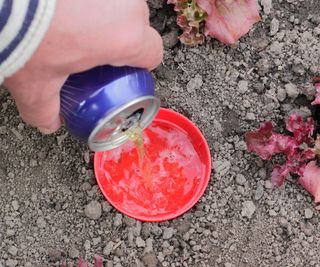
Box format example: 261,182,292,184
1,0,320,266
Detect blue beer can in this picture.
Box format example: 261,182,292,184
60,65,160,152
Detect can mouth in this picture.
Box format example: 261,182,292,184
88,96,160,151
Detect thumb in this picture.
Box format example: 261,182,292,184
5,75,65,134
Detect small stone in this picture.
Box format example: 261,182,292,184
6,259,18,267
17,123,24,131
162,30,179,48
11,128,23,141
103,241,114,256
265,180,273,189
6,229,15,236
83,151,90,164
305,208,313,219
285,83,299,99
241,201,256,219
254,184,264,200
30,159,37,167
238,80,248,94
8,246,18,256
144,238,153,254
93,237,101,245
36,217,46,228
84,201,102,220
269,210,277,217
142,252,158,267
136,237,146,248
261,0,272,14
113,214,123,228
187,74,203,93
69,247,80,259
84,240,91,250
48,248,62,262
12,200,19,211
162,227,174,239
246,112,256,121
0,126,6,134
212,161,231,176
277,87,287,102
80,182,92,191
270,18,279,36
235,174,246,185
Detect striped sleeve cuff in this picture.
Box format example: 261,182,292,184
0,0,56,84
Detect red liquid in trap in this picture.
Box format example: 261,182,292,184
101,120,206,217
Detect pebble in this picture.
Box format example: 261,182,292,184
285,83,299,99
212,161,231,176
84,240,91,250
69,247,80,259
102,201,113,213
277,87,287,102
254,184,264,200
142,252,158,267
48,248,61,262
11,128,23,141
235,174,246,185
8,246,18,256
113,214,123,228
136,236,146,248
162,30,179,49
12,200,19,211
305,208,313,219
246,112,256,121
36,217,46,228
144,238,153,254
6,259,18,267
238,80,248,94
269,210,277,217
187,74,203,93
103,241,114,256
270,18,279,36
162,227,174,240
261,0,272,14
265,180,273,189
241,201,256,219
84,201,102,220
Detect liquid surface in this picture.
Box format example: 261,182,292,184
100,120,205,217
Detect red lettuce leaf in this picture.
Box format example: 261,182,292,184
311,80,320,106
245,114,316,187
285,114,314,145
299,160,320,204
245,121,295,160
196,0,261,44
167,0,207,45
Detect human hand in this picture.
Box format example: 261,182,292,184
4,0,163,134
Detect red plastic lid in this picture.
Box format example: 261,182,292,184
94,108,211,222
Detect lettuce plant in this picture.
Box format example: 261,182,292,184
167,0,261,45
245,80,320,209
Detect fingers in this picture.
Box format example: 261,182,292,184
5,73,64,134
104,26,163,71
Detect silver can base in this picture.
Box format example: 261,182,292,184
88,96,160,151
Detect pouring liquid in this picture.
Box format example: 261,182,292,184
102,120,204,215
125,125,152,189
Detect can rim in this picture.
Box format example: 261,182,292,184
88,96,160,151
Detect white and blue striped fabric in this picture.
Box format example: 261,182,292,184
0,0,56,83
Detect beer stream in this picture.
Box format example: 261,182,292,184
125,125,152,189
